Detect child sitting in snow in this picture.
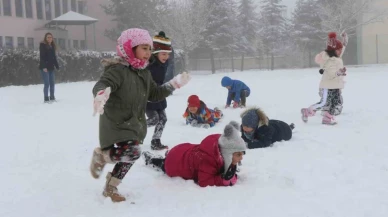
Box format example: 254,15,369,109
142,121,246,187
316,32,348,116
301,32,347,125
240,107,294,149
183,95,223,129
221,76,250,108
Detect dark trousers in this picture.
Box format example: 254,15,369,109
103,141,141,180
41,70,55,99
146,109,167,140
230,90,250,106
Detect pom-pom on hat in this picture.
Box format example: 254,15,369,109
153,31,172,54
326,32,343,51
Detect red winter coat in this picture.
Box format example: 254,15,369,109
164,134,233,187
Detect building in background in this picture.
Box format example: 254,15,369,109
0,0,116,51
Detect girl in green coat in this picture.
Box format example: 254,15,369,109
89,28,190,202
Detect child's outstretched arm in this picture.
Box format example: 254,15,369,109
197,159,238,187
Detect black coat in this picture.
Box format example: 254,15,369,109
39,42,59,71
146,57,168,111
241,119,292,149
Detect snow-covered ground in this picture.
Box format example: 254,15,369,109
1,65,388,217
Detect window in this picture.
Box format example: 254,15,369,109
54,0,60,17
73,40,79,49
68,39,71,49
15,0,23,17
17,37,25,48
58,38,65,49
62,0,68,13
27,38,34,49
36,0,43,19
80,40,86,49
45,0,52,20
2,0,12,16
71,0,76,11
0,37,3,49
25,0,33,18
5,36,13,49
78,1,85,14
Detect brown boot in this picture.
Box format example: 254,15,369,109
103,172,126,202
90,147,112,179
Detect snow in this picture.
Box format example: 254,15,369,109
1,65,388,217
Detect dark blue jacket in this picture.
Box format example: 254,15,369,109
39,42,59,71
146,56,168,111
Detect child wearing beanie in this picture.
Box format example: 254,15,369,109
146,31,173,150
301,32,347,125
90,28,191,202
240,108,294,149
221,76,250,108
142,121,247,187
183,95,223,128
316,32,348,116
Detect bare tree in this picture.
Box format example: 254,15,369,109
318,0,388,35
153,0,213,70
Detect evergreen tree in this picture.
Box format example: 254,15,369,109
237,0,260,54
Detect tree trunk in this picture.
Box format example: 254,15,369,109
241,53,245,71
184,52,190,72
231,49,235,72
308,49,312,68
271,53,274,71
210,49,215,74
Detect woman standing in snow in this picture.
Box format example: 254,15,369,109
39,32,59,103
240,108,294,149
146,31,172,150
301,32,347,125
89,28,190,202
142,121,246,187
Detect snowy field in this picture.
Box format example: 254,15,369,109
1,65,388,217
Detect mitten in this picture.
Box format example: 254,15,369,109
190,119,199,127
341,32,348,47
200,124,210,129
222,164,238,186
319,69,324,74
93,87,111,116
169,72,191,89
336,67,347,76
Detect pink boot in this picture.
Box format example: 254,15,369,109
322,111,337,125
301,107,316,123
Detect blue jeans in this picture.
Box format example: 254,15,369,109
41,70,55,98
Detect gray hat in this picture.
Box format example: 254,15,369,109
218,121,247,174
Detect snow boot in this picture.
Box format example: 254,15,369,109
142,151,166,171
103,172,126,202
322,111,337,125
301,107,315,123
90,147,113,179
151,139,168,150
49,96,56,102
44,96,50,103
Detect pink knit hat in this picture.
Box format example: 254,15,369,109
116,28,153,69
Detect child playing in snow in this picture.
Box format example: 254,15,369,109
89,28,190,203
301,32,347,125
146,31,173,150
221,76,250,108
317,32,348,116
183,95,223,129
142,121,246,187
240,107,294,149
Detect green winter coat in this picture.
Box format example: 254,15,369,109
93,57,174,149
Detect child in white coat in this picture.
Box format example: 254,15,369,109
301,32,347,125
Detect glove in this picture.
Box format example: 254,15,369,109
319,69,324,74
222,164,238,186
225,104,230,109
169,72,191,89
341,31,348,47
200,124,210,129
232,101,239,108
190,119,198,127
93,87,111,116
337,67,347,76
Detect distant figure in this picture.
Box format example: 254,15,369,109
221,76,250,108
39,32,59,103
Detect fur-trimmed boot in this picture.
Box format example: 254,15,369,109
103,172,126,202
322,111,337,125
90,147,113,179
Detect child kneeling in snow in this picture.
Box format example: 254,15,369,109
241,108,294,149
301,32,347,125
221,76,250,108
183,95,223,129
142,121,246,187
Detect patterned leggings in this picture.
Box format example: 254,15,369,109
104,141,141,180
313,89,343,115
146,109,167,140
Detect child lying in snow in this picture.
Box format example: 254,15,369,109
142,121,246,187
183,95,223,129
